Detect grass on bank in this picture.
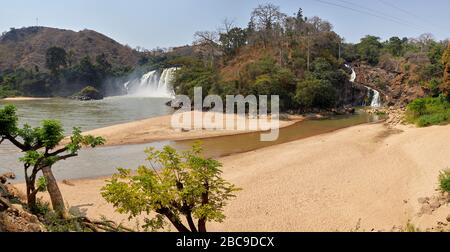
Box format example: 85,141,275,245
406,95,450,127
439,169,450,193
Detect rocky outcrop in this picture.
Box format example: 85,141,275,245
354,63,426,107
0,172,46,232
366,107,407,127
71,86,104,101
336,80,368,108
417,193,450,216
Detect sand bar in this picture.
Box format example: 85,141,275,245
77,111,304,146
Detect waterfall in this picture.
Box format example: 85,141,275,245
368,88,381,107
124,68,177,98
345,64,381,108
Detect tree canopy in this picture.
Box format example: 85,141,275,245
102,144,240,232
46,47,67,75
0,105,105,216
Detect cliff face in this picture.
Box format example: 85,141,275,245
0,26,141,71
336,79,368,108
354,63,426,107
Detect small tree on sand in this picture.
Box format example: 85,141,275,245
101,144,240,232
0,105,105,218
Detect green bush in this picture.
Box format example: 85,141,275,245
74,86,103,100
0,86,22,98
296,77,336,109
439,169,450,193
407,95,450,127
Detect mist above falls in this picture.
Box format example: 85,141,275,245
123,68,177,98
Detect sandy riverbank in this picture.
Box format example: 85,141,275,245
77,111,304,146
1,97,51,101
17,122,450,231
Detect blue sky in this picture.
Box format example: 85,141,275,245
0,0,448,49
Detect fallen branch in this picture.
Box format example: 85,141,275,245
73,217,134,232
0,196,11,210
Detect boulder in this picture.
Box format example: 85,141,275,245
0,207,45,232
72,86,104,101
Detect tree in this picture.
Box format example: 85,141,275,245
102,144,240,232
386,36,404,57
441,43,450,97
95,53,112,74
296,77,336,109
46,47,67,75
250,3,286,47
194,31,220,67
357,35,382,65
417,33,435,52
77,56,100,88
296,8,304,22
0,105,105,217
251,3,285,31
219,27,247,57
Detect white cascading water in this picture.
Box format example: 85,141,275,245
345,64,381,108
124,67,177,98
368,87,381,107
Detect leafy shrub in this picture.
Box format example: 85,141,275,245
438,169,450,193
406,95,450,126
296,77,336,109
102,144,240,232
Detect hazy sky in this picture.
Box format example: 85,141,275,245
1,0,448,49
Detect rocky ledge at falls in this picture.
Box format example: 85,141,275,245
366,107,407,127
354,62,426,107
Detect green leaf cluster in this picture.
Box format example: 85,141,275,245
102,143,240,232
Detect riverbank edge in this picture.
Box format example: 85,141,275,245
25,113,384,183
74,112,311,148
1,97,52,101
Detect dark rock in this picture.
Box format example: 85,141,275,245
345,107,356,114
166,99,183,109
72,86,103,101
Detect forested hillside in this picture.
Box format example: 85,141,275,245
0,27,140,70
0,27,141,97
159,4,449,112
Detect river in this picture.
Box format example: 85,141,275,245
0,97,381,181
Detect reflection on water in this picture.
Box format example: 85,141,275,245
0,100,381,182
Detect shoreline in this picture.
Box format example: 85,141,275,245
75,111,306,147
14,122,450,231
1,96,52,101
10,117,381,183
